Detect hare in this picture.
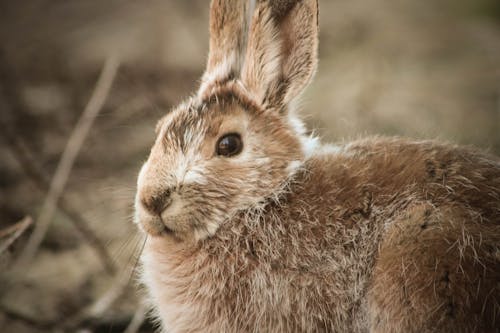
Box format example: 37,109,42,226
134,0,500,332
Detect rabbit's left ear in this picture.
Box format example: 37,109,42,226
199,0,251,95
241,0,319,111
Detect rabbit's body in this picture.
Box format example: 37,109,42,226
135,0,500,331
141,137,500,332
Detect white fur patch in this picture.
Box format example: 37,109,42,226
183,167,208,185
288,112,306,134
301,136,320,158
173,153,189,183
316,144,342,155
287,113,320,158
199,51,237,96
286,160,303,176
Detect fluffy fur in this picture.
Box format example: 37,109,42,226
135,0,500,332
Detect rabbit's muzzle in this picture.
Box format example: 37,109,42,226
140,188,173,216
135,161,181,237
136,178,190,235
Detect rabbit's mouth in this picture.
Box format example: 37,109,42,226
158,217,176,236
134,200,178,238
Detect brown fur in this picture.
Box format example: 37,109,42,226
200,0,251,95
241,0,318,108
135,0,500,332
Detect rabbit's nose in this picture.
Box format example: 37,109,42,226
140,188,172,216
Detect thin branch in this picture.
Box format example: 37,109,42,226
0,303,55,331
0,217,30,239
0,52,115,273
0,217,33,255
61,253,141,329
0,303,148,333
16,55,120,267
0,127,116,273
86,264,135,319
123,302,148,333
1,236,147,332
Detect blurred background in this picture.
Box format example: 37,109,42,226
0,0,499,332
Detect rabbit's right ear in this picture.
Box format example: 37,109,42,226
199,0,251,96
241,0,319,112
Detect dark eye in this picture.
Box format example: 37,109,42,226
216,133,243,157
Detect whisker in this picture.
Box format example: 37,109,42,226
128,234,147,287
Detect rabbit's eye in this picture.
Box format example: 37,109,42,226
216,133,243,157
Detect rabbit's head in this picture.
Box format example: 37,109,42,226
135,0,319,241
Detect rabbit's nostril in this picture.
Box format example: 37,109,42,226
141,189,173,216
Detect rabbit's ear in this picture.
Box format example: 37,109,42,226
241,0,319,111
199,0,251,95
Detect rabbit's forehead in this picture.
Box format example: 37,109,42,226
156,99,249,154
156,83,263,136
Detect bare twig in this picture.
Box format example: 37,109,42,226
0,217,33,255
0,303,55,330
0,218,29,239
0,52,116,274
62,235,147,331
123,302,148,333
0,303,146,332
0,126,116,273
16,55,120,267
86,265,134,319
1,236,147,332
62,254,141,329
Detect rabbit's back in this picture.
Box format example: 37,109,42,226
304,137,500,226
307,137,500,332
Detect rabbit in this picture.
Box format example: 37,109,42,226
134,0,500,332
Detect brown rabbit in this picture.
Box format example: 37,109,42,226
134,0,500,332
